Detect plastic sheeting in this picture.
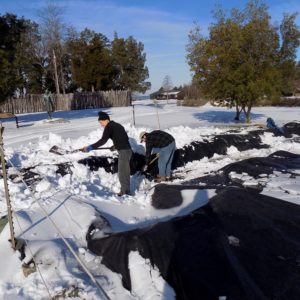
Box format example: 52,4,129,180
88,150,300,300
88,187,300,300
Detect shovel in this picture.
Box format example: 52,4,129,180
49,145,114,156
139,153,159,176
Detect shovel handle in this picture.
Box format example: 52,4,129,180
148,153,159,166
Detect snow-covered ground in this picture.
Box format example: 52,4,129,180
0,99,300,299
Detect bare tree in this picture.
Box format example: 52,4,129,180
38,1,67,94
162,75,173,103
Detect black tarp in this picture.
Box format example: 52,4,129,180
88,187,300,300
74,122,300,176
61,132,270,177
12,122,299,181
88,150,300,299
283,122,300,136
172,132,269,170
186,150,300,188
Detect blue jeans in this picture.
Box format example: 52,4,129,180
154,141,176,177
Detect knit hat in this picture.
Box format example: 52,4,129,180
98,111,110,121
139,131,147,142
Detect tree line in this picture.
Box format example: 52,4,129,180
0,3,151,103
187,0,300,122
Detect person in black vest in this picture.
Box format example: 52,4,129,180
81,111,132,196
140,130,176,182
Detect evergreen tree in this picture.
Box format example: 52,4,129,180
187,0,298,122
112,34,151,93
0,14,27,102
289,61,300,96
67,28,113,91
111,34,127,89
15,19,46,94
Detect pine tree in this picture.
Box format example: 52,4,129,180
112,34,151,93
15,20,46,94
67,28,113,91
0,14,27,102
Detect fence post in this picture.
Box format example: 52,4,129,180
154,100,161,129
0,125,16,249
132,104,136,126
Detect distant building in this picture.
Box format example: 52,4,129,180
150,89,181,100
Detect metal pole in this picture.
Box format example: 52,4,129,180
0,126,16,249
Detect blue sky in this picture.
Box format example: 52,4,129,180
1,0,299,94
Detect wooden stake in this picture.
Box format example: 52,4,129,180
132,104,136,126
154,100,160,129
0,126,16,249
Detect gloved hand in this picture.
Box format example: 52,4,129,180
110,145,116,151
79,146,93,152
142,165,148,172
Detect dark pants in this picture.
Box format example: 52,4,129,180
118,149,132,193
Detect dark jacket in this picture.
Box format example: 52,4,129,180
90,121,131,150
145,130,174,162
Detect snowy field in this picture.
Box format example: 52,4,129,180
0,99,300,299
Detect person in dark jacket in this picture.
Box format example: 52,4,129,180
266,117,286,136
81,111,132,196
140,130,176,182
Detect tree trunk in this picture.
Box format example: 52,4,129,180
234,103,242,121
244,105,252,123
52,50,60,95
60,64,65,95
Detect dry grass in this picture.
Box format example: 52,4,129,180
179,98,209,107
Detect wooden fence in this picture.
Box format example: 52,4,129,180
0,90,132,114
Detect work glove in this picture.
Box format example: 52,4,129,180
79,146,93,152
110,145,116,152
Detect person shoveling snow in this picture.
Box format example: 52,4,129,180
80,111,133,197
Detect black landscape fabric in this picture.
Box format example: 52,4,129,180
186,150,300,188
16,122,298,181
88,187,300,300
152,151,300,209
